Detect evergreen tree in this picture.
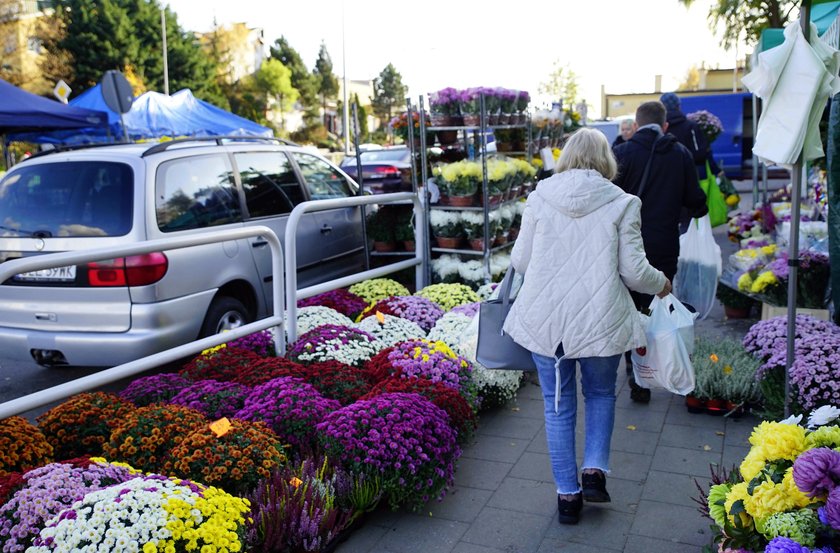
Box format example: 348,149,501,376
269,36,319,124
312,41,339,126
677,0,795,50
352,92,368,141
371,63,407,124
254,58,299,130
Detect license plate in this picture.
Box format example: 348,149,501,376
14,266,77,282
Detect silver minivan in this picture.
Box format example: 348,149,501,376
0,138,365,367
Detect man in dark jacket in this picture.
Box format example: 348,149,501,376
660,92,720,180
613,100,708,402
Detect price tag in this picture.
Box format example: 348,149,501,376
376,311,385,324
209,417,232,437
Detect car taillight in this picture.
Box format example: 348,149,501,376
87,252,168,287
374,166,400,176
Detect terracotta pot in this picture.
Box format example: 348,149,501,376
508,227,519,241
373,241,396,252
477,193,504,206
499,113,512,125
725,401,746,418
495,234,509,246
437,195,450,206
463,114,480,126
488,114,499,126
705,398,727,416
496,142,514,152
509,185,522,198
403,240,415,252
469,238,485,251
685,394,705,414
448,194,476,207
430,113,450,127
435,236,463,249
724,305,752,319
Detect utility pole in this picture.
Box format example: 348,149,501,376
161,7,169,95
342,2,350,155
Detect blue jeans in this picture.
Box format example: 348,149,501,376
532,345,620,495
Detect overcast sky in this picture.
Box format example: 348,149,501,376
165,0,760,118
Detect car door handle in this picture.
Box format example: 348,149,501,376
251,240,268,248
320,225,333,234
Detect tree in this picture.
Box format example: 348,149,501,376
370,63,407,124
679,66,701,91
677,0,797,50
352,92,369,141
254,58,299,129
312,41,339,126
538,61,580,108
269,36,319,124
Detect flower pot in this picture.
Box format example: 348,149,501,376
724,304,752,319
373,241,397,252
469,238,485,251
685,394,705,414
495,234,509,246
488,114,499,126
437,195,450,206
724,401,746,418
508,227,519,241
403,240,415,252
435,236,463,249
447,194,476,207
463,114,480,126
509,185,522,198
430,113,450,127
477,193,504,207
496,142,514,152
499,113,512,125
705,398,727,416
437,130,459,145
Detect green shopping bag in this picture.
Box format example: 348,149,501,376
698,161,727,227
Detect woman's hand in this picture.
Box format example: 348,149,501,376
656,278,672,298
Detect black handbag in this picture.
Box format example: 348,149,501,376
476,267,536,371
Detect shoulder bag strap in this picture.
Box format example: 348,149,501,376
498,266,516,308
635,136,664,200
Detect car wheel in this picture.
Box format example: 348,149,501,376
199,296,251,338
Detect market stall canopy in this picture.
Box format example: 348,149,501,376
758,1,840,52
0,78,107,134
9,85,272,143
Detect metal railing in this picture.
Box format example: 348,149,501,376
285,192,425,343
0,226,285,419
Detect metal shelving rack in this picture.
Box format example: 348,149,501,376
418,93,533,284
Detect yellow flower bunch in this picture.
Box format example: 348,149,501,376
349,278,410,304
749,421,808,463
511,158,537,177
750,271,779,294
724,481,752,526
160,486,250,552
737,272,754,292
744,469,811,521
805,425,840,449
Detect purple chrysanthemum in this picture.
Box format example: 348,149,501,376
297,289,368,319
450,302,480,318
793,447,840,498
821,486,840,530
169,379,251,420
363,296,444,333
119,372,191,406
764,537,812,553
227,330,276,357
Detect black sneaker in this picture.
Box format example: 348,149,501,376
629,376,651,404
582,471,611,503
557,493,582,524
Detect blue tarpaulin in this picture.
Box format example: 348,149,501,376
9,85,272,143
0,78,107,133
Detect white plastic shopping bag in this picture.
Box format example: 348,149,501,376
631,294,697,395
674,215,722,320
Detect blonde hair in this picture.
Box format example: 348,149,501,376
555,128,618,180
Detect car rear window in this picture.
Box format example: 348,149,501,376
359,149,409,163
0,161,133,238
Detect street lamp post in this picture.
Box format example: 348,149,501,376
161,7,169,95
342,2,350,155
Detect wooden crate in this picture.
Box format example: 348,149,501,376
760,303,830,321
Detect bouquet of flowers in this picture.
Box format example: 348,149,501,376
119,372,192,407
317,392,461,511
179,345,263,382
0,416,53,477
738,263,787,307
498,88,518,114
292,305,355,337
362,377,478,443
103,404,206,473
0,459,135,552
227,329,277,357
357,313,427,346
36,392,133,459
385,339,477,406
236,377,340,453
168,379,251,420
245,456,356,553
162,417,286,495
287,324,383,367
389,111,431,141
459,87,481,116
27,471,250,553
687,110,724,143
415,283,479,312
702,407,840,552
298,288,368,320
360,295,444,333
349,278,410,304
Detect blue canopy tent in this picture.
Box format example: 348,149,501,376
9,85,272,144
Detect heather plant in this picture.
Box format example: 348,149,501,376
287,324,383,367
163,418,286,495
360,296,444,332
0,417,53,477
298,288,368,320
36,392,133,460
0,460,134,552
348,278,410,304
103,404,206,473
227,328,278,357
236,377,340,454
317,392,461,511
118,372,191,407
168,379,251,420
292,306,355,336
27,472,250,553
179,345,263,381
356,313,426,346
245,456,355,552
414,283,479,312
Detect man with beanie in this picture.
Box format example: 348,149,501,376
613,101,709,403
660,92,721,180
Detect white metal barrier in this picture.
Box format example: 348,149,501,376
285,192,425,343
0,226,285,420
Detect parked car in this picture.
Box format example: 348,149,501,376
0,137,366,367
339,147,413,194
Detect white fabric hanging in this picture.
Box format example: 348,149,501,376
743,20,840,167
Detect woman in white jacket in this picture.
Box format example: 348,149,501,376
503,128,671,524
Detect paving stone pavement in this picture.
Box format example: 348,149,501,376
336,215,762,552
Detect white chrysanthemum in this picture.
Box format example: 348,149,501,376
476,282,499,301
291,306,354,336
432,254,461,280
427,312,474,350
458,260,487,287
457,313,524,409
808,405,840,428
357,313,426,346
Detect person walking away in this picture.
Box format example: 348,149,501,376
611,118,636,148
503,128,671,525
613,100,708,403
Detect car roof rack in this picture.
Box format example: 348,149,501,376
20,141,132,163
141,136,299,157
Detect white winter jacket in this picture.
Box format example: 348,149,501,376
503,169,666,361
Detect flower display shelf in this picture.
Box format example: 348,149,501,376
432,240,516,256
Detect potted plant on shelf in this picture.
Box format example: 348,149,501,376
395,211,415,251
430,209,463,249
715,282,756,319
436,161,480,206
366,209,396,252
496,205,514,245
389,111,433,148
498,88,517,125
429,87,461,127
514,90,530,124
459,88,481,126
461,211,486,251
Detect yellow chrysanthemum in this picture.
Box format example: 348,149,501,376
724,481,752,527
761,244,777,256
746,478,803,520
750,421,807,462
740,447,768,481
782,467,813,508
737,272,754,292
750,271,779,294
